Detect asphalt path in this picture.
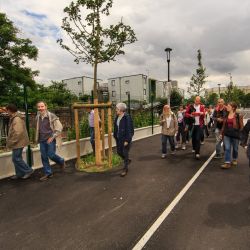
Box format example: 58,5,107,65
0,133,249,250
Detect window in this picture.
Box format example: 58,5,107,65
143,89,146,95
111,80,115,86
78,81,81,85
125,80,130,84
112,91,116,97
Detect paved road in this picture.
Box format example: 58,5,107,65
0,134,249,250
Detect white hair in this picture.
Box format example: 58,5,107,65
116,102,127,112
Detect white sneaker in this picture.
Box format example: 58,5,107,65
161,154,166,159
192,150,195,153
201,142,205,145
195,154,200,159
175,144,180,149
181,145,186,150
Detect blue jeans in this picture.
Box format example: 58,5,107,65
161,135,175,154
12,148,33,177
223,136,239,163
40,140,64,175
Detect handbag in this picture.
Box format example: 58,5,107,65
224,127,240,139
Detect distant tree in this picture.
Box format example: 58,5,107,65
206,92,218,106
243,93,250,108
224,84,245,106
170,89,183,108
188,49,207,96
0,12,39,106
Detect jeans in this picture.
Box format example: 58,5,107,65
12,148,33,177
116,140,131,170
215,128,223,155
192,125,203,154
161,135,175,154
90,127,95,153
40,140,64,175
223,136,239,163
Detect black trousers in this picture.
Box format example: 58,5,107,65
192,125,203,154
116,140,131,169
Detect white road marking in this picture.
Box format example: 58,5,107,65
132,150,216,250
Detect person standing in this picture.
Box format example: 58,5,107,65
213,98,227,159
6,104,33,179
113,103,134,177
240,119,250,167
185,96,205,160
176,105,186,150
160,105,178,158
220,102,243,169
35,101,65,181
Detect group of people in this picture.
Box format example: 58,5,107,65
159,96,249,170
4,96,250,181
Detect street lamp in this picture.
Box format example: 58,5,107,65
165,47,172,106
217,83,221,97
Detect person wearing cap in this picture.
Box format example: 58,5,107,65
113,103,134,177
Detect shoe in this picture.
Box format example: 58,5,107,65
175,144,180,149
214,154,222,159
192,150,195,153
22,169,34,179
39,173,53,181
221,163,231,169
161,154,166,159
231,160,238,166
10,175,21,180
201,142,205,145
195,154,200,159
171,151,176,155
181,145,186,150
120,169,128,177
60,161,66,170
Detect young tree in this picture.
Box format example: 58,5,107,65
188,49,207,96
58,0,137,164
170,89,183,108
206,92,218,106
0,12,39,106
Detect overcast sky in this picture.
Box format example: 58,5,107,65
1,0,250,90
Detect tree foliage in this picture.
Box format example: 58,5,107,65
188,49,207,96
205,92,218,106
170,89,183,108
58,0,137,97
0,12,39,106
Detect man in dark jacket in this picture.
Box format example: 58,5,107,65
113,103,134,177
240,119,250,167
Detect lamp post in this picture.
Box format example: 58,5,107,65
165,47,172,106
218,83,221,97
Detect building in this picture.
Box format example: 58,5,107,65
108,74,171,104
62,76,103,97
205,85,250,96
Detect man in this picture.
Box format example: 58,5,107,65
213,98,227,159
176,105,186,150
185,96,205,159
6,104,33,179
113,103,134,177
35,101,65,181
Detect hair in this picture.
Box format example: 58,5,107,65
228,101,237,112
163,104,171,114
116,102,127,112
6,104,18,113
36,101,47,107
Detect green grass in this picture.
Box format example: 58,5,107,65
78,152,122,172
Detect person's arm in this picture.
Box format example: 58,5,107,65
240,119,250,146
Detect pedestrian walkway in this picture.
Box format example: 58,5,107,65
0,134,249,249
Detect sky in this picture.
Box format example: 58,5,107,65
1,0,250,91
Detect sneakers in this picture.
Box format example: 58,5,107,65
60,161,66,170
175,144,180,149
192,150,195,153
231,160,238,166
214,154,222,159
170,150,176,155
201,142,205,145
195,154,200,160
22,169,34,179
221,163,231,169
39,173,53,181
181,145,186,150
120,168,128,177
161,154,166,159
10,175,21,180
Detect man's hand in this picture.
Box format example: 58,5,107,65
124,141,128,146
47,137,54,144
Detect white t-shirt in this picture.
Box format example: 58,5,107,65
194,104,200,125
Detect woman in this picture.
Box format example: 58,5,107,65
220,102,243,169
176,105,186,150
160,105,178,158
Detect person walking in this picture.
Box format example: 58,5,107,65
35,101,65,181
113,103,134,177
6,104,33,179
160,105,178,158
220,102,243,169
240,119,250,167
185,96,205,160
213,98,227,159
176,105,186,150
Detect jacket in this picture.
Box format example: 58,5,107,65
6,112,30,149
213,106,227,129
160,112,178,136
240,119,250,146
185,104,205,128
221,113,244,137
113,113,134,143
35,111,63,147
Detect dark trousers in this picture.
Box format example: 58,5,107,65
203,125,209,137
176,125,186,144
161,135,175,154
90,127,95,153
116,140,131,170
192,125,203,154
